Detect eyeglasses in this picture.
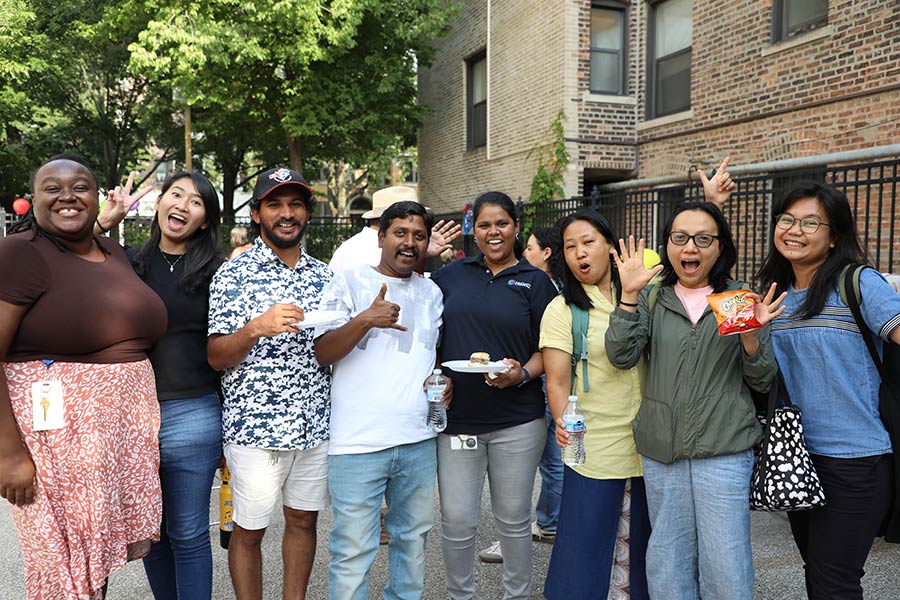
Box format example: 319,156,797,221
775,214,831,234
668,232,719,248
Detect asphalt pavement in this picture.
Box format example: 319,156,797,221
1,477,899,599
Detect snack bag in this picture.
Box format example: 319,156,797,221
707,290,764,336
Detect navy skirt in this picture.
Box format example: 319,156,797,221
544,468,650,600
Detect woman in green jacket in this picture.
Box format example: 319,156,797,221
605,201,785,600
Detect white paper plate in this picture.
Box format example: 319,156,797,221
441,360,510,374
294,310,345,329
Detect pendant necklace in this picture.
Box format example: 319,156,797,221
160,249,185,273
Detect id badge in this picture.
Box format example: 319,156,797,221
450,434,478,450
32,381,64,431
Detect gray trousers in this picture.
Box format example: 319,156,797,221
437,418,546,600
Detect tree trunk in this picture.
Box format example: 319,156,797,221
286,131,303,173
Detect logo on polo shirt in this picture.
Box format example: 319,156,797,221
507,279,531,289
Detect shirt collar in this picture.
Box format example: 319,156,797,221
248,236,308,270
464,253,533,275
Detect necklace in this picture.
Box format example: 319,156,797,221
160,249,185,273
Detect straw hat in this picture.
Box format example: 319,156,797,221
361,186,419,219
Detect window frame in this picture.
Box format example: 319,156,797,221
466,50,487,151
589,1,628,96
646,0,692,119
772,0,828,42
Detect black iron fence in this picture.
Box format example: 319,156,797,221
7,158,896,277
521,157,900,282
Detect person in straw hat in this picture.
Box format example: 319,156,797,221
330,186,462,275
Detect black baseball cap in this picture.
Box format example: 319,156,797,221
251,167,314,210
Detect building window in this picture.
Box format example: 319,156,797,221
773,0,827,42
648,0,691,118
590,3,627,95
467,51,487,150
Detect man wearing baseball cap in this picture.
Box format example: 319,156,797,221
208,167,332,600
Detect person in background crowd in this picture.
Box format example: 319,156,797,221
329,185,461,275
315,200,450,599
539,210,650,599
100,170,225,599
0,154,167,599
756,182,900,600
479,225,564,564
430,191,557,600
606,199,783,600
207,167,332,600
229,226,253,260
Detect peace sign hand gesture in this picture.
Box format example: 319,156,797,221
610,236,664,298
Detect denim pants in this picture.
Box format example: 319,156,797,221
535,405,563,531
143,394,222,600
641,450,755,600
437,418,546,600
328,438,437,600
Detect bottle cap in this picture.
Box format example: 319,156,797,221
567,395,578,402
433,368,441,375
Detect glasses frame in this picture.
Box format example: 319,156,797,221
668,231,719,248
774,214,831,234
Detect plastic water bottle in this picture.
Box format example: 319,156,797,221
427,369,448,433
561,395,586,466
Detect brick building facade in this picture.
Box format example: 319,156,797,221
417,0,900,213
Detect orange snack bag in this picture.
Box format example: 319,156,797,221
707,290,763,336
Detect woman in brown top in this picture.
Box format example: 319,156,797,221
0,154,168,599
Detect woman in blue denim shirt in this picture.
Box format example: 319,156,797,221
757,182,900,600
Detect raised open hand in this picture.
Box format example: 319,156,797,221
362,283,408,331
427,219,463,258
749,282,788,327
610,236,664,296
698,156,736,210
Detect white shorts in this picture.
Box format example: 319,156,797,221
224,442,330,530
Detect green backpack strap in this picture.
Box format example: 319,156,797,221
569,304,590,394
838,264,865,307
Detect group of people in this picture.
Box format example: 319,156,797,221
0,152,898,600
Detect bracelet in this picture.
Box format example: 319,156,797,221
618,300,638,308
95,217,109,234
517,367,531,387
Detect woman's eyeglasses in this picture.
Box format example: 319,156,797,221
668,232,718,248
775,214,831,234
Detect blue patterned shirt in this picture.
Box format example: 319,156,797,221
208,238,332,450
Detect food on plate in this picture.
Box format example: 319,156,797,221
468,352,490,367
707,290,764,336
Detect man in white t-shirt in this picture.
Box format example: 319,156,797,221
314,200,449,599
329,185,462,274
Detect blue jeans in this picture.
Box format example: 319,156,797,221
641,450,755,600
535,405,563,531
328,438,437,600
143,394,222,600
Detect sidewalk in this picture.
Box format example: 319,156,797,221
2,480,898,598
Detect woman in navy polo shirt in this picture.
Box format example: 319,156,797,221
430,191,557,600
757,182,900,599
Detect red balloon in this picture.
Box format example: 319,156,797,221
12,197,30,215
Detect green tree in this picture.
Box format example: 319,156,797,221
128,0,456,221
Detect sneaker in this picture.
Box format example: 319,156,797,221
531,522,556,543
478,540,503,563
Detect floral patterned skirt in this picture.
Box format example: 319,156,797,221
3,360,161,600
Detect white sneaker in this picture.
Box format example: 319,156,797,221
478,540,503,563
531,521,556,543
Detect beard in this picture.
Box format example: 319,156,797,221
260,218,307,249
